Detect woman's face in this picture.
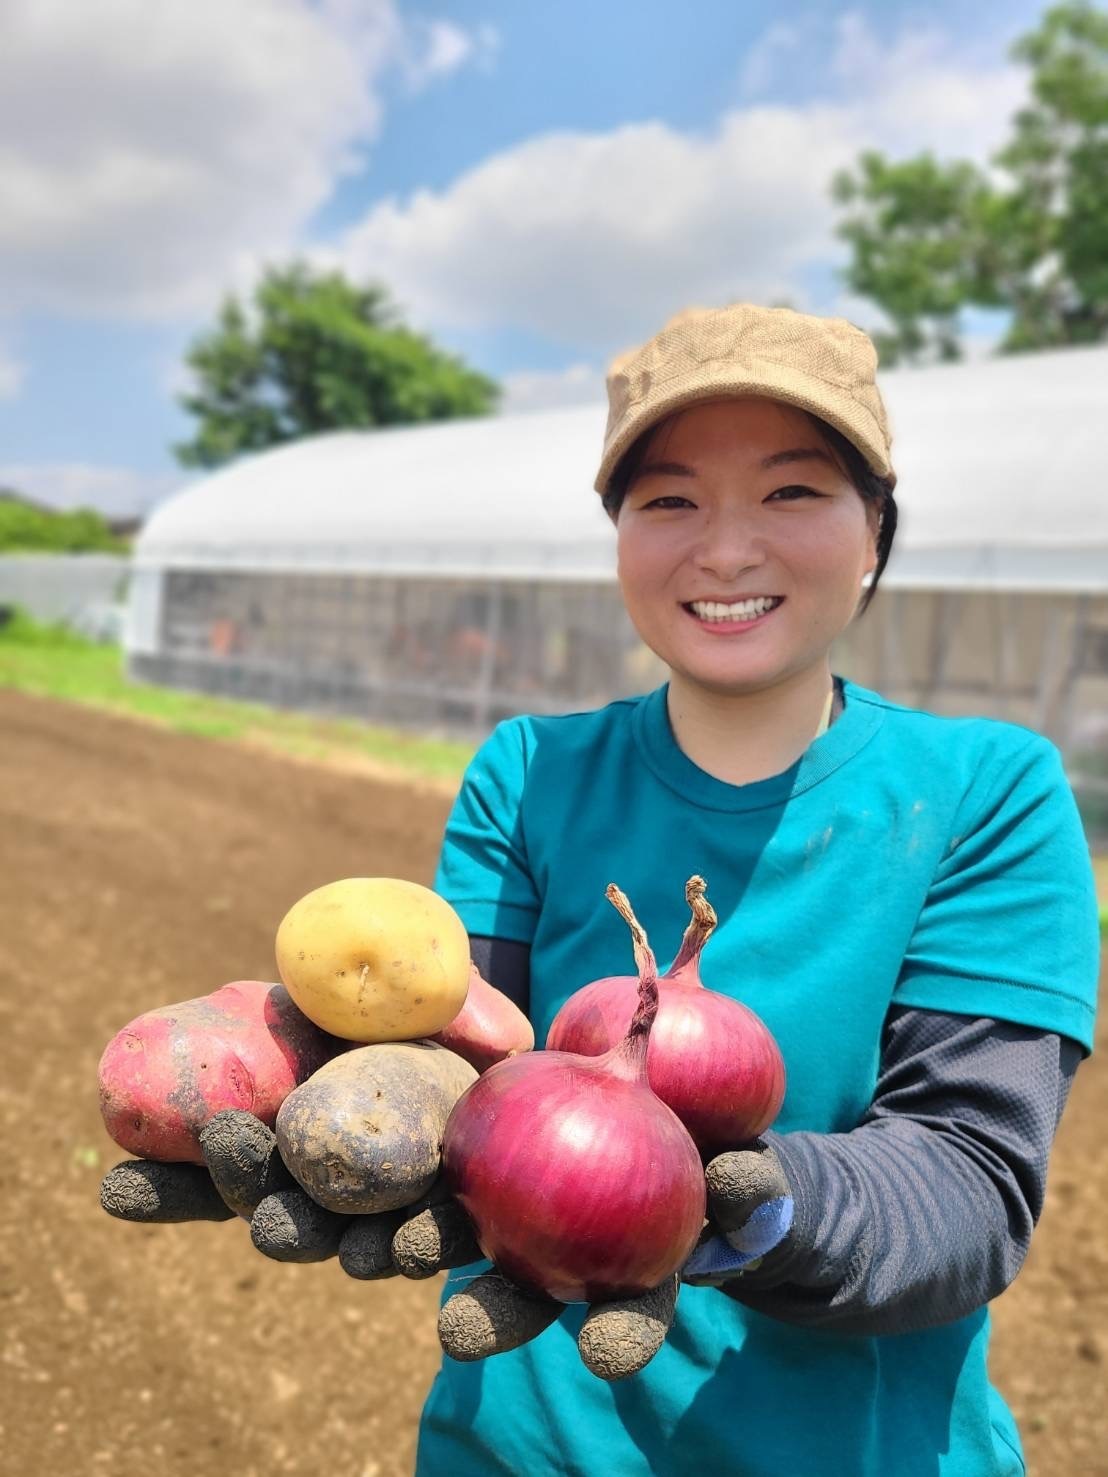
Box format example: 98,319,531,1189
614,397,879,698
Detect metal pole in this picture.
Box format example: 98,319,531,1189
473,583,503,732
1056,595,1090,759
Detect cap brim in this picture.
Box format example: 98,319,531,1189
594,366,893,493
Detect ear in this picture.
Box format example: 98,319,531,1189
862,503,882,577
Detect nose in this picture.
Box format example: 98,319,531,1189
691,508,767,582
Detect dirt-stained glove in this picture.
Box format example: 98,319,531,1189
99,1109,484,1269
100,1110,680,1380
98,1158,237,1224
436,1270,680,1382
230,1113,677,1380
101,1108,307,1228
436,1144,792,1375
99,1112,325,1246
681,1139,794,1286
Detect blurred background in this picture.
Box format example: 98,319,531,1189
0,3,1105,1474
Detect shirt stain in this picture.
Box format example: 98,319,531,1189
804,826,834,868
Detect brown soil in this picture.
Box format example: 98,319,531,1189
0,689,1103,1477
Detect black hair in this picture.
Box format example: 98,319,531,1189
601,408,898,617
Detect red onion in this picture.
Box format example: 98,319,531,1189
441,884,706,1303
546,876,785,1153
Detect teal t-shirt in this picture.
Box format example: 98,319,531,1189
416,677,1100,1477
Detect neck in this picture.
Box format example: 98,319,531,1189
665,665,837,786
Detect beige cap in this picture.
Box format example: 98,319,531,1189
594,302,895,494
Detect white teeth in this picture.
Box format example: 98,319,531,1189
689,597,781,622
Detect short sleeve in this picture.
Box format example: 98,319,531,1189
433,719,541,945
893,735,1101,1054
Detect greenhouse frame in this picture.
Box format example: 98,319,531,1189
126,344,1108,831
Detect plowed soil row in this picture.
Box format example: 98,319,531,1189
0,690,1103,1476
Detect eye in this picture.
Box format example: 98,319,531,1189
768,485,823,501
641,495,694,510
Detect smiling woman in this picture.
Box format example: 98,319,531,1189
414,301,1101,1477
606,396,895,785
603,402,897,616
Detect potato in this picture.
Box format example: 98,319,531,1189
275,877,471,1044
98,980,344,1164
275,1040,478,1214
429,963,534,1073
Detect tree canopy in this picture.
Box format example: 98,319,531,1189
0,494,127,553
174,263,500,469
833,2,1108,363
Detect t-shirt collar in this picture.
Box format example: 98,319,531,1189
631,676,885,813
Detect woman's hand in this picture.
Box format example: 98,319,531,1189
99,1110,682,1379
435,1143,794,1378
99,1109,484,1270
436,1270,680,1381
682,1139,794,1285
100,1118,794,1377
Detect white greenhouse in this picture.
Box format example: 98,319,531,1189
126,344,1108,831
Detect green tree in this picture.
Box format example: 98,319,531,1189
174,262,500,468
993,0,1108,347
832,1,1108,362
831,154,998,365
0,496,127,553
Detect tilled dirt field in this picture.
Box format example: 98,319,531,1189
0,689,1104,1477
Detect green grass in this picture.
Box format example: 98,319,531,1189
0,608,475,787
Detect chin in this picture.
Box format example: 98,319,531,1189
666,636,822,694
665,656,786,697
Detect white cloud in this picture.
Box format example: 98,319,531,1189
332,12,1026,355
401,19,500,91
738,21,803,97
0,463,186,517
334,111,839,349
0,0,494,320
0,343,26,400
829,12,1023,159
500,363,606,415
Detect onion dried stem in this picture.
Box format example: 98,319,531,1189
604,884,659,1078
666,875,717,981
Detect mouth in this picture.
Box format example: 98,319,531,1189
681,596,785,632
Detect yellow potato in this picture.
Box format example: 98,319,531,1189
275,877,471,1043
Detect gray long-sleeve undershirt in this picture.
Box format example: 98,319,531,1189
469,934,1084,1339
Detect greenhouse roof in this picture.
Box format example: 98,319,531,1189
136,343,1108,591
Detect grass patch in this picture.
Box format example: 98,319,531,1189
0,608,474,788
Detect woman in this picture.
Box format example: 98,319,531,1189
415,304,1100,1475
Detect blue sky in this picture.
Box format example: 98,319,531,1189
0,0,1047,514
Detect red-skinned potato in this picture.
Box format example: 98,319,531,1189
98,980,346,1164
429,963,534,1073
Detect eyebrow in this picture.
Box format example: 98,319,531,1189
635,447,836,481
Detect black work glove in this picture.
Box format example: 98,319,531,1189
99,1109,484,1270
100,1111,679,1380
435,1270,680,1382
681,1139,794,1287
434,1140,793,1383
